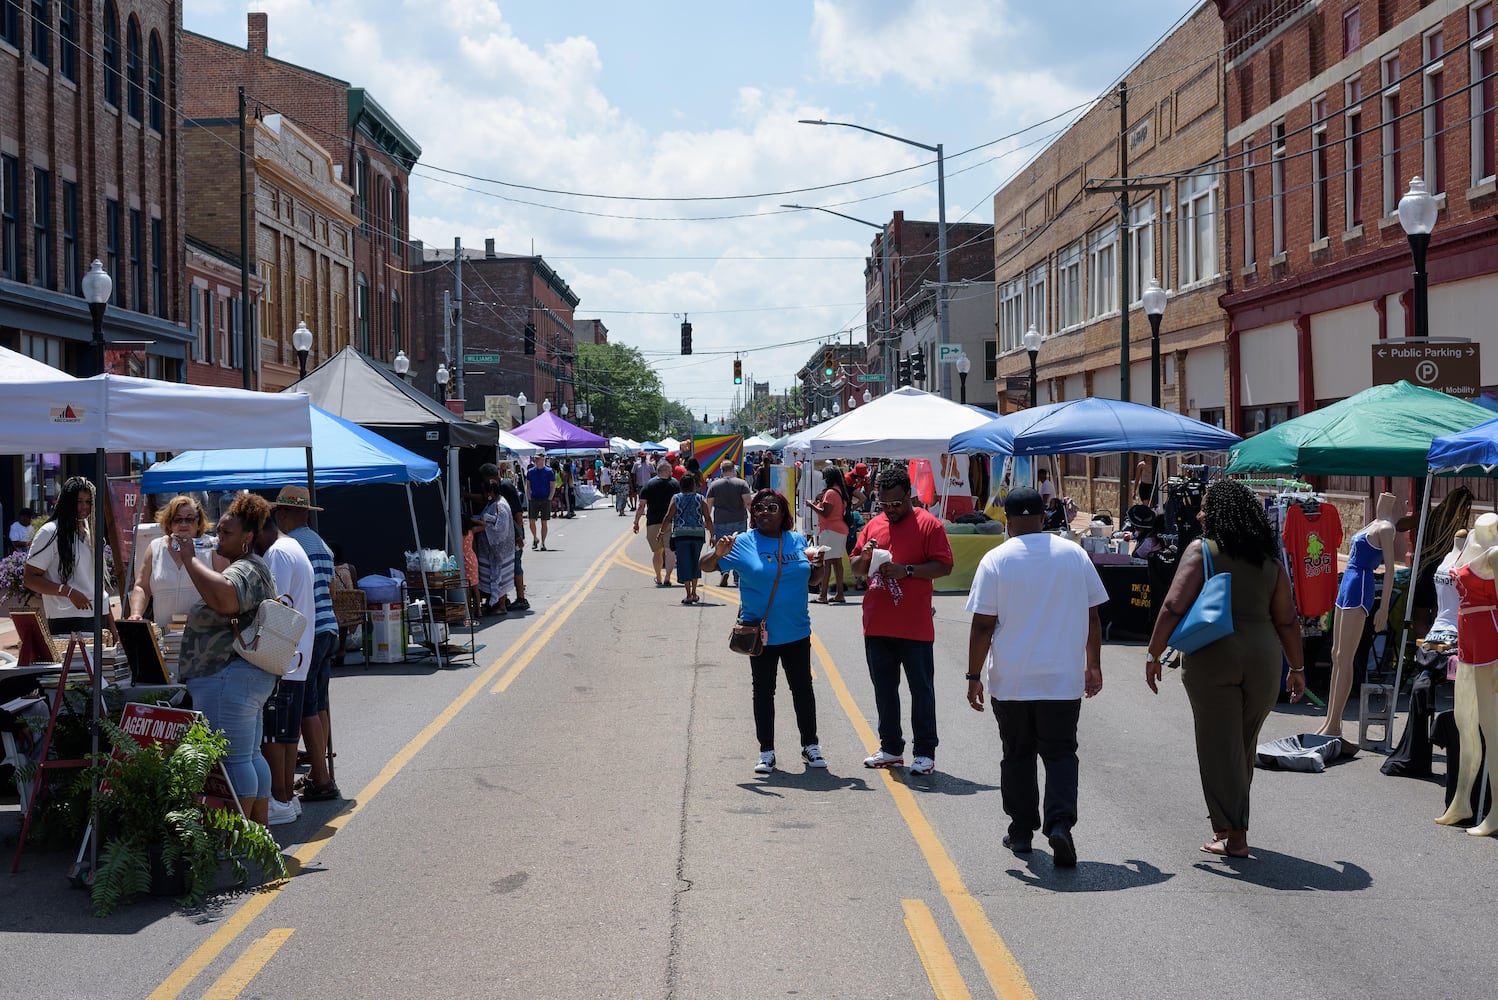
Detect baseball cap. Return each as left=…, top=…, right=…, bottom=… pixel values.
left=1003, top=487, right=1045, bottom=517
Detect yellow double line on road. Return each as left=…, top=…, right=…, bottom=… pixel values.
left=149, top=529, right=636, bottom=1000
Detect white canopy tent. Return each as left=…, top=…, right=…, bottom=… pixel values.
left=0, top=345, right=74, bottom=382
left=743, top=434, right=775, bottom=450
left=496, top=428, right=543, bottom=458
left=659, top=437, right=682, bottom=453
left=783, top=387, right=993, bottom=459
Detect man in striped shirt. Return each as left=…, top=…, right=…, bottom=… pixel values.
left=273, top=486, right=341, bottom=802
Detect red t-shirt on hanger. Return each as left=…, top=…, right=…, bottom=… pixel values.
left=1282, top=503, right=1344, bottom=617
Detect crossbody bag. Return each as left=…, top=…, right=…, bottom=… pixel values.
left=729, top=535, right=784, bottom=657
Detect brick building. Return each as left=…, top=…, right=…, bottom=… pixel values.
left=989, top=4, right=1228, bottom=509
left=409, top=239, right=580, bottom=417
left=1219, top=0, right=1498, bottom=437
left=1, top=0, right=195, bottom=515
left=182, top=13, right=420, bottom=384
left=576, top=318, right=608, bottom=345
left=183, top=113, right=356, bottom=389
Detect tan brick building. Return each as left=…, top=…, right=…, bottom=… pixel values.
left=990, top=3, right=1229, bottom=508
left=183, top=113, right=355, bottom=390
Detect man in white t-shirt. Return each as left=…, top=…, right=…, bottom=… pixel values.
left=254, top=511, right=316, bottom=827
left=964, top=486, right=1106, bottom=868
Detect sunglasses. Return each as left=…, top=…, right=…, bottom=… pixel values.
left=751, top=502, right=783, bottom=513
left=875, top=497, right=911, bottom=511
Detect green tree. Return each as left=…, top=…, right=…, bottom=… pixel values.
left=575, top=342, right=667, bottom=441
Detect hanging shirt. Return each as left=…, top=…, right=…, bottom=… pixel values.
left=1281, top=503, right=1344, bottom=617
left=1429, top=549, right=1462, bottom=638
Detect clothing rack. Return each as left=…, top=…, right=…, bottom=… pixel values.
left=1237, top=475, right=1314, bottom=491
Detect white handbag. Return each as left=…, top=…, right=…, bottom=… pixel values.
left=232, top=594, right=307, bottom=676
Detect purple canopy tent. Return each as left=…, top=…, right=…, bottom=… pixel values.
left=510, top=410, right=610, bottom=451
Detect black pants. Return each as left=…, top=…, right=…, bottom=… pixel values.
left=751, top=637, right=818, bottom=752
left=993, top=698, right=1081, bottom=840
left=865, top=636, right=937, bottom=758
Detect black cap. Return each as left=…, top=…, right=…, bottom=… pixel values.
left=1004, top=487, right=1045, bottom=517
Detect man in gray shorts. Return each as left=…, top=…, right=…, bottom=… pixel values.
left=524, top=454, right=556, bottom=550
left=705, top=463, right=752, bottom=587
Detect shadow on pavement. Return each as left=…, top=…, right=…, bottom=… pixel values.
left=1193, top=849, right=1373, bottom=891
left=737, top=770, right=876, bottom=797
left=1006, top=857, right=1174, bottom=892
left=900, top=771, right=1002, bottom=796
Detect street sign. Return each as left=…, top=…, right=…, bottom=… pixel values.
left=1371, top=341, right=1481, bottom=397
left=463, top=353, right=501, bottom=364
left=937, top=344, right=964, bottom=363
left=856, top=373, right=886, bottom=382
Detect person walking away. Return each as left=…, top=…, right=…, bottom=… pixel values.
left=849, top=466, right=953, bottom=775
left=808, top=466, right=853, bottom=603
left=600, top=462, right=616, bottom=515
left=701, top=488, right=824, bottom=773
left=272, top=487, right=341, bottom=803
left=254, top=498, right=317, bottom=826
left=965, top=487, right=1107, bottom=867
left=660, top=473, right=711, bottom=604
left=613, top=460, right=631, bottom=516
left=479, top=483, right=516, bottom=615
left=1144, top=480, right=1306, bottom=859
left=631, top=455, right=650, bottom=511
left=525, top=454, right=556, bottom=550
left=706, top=463, right=752, bottom=586
left=23, top=478, right=102, bottom=636
left=634, top=461, right=680, bottom=586
left=494, top=473, right=530, bottom=612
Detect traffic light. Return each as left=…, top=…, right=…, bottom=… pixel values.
left=897, top=353, right=912, bottom=386
left=680, top=318, right=693, bottom=355
left=733, top=359, right=743, bottom=385
left=523, top=322, right=536, bottom=356
left=822, top=348, right=835, bottom=377
left=910, top=349, right=927, bottom=383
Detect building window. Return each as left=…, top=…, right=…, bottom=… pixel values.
left=1345, top=77, right=1364, bottom=229
left=1271, top=120, right=1287, bottom=255
left=102, top=1, right=119, bottom=107
left=998, top=277, right=1023, bottom=352
left=1472, top=2, right=1495, bottom=183
left=1026, top=262, right=1048, bottom=337
left=1160, top=202, right=1173, bottom=288
left=151, top=218, right=165, bottom=317
left=1424, top=28, right=1447, bottom=196
left=390, top=181, right=403, bottom=258
left=0, top=0, right=18, bottom=48
left=57, top=0, right=76, bottom=81
left=1382, top=53, right=1402, bottom=216
left=0, top=154, right=17, bottom=281
left=983, top=340, right=997, bottom=381
left=1242, top=138, right=1256, bottom=267
left=105, top=199, right=120, bottom=303
left=230, top=296, right=243, bottom=367
left=1086, top=226, right=1117, bottom=318
left=147, top=32, right=164, bottom=132
left=333, top=291, right=348, bottom=349
left=1241, top=403, right=1300, bottom=437
left=188, top=284, right=201, bottom=361
left=1312, top=95, right=1330, bottom=241
left=1343, top=5, right=1361, bottom=55
left=1057, top=242, right=1082, bottom=329
left=356, top=276, right=370, bottom=352
left=355, top=154, right=368, bottom=233
left=129, top=208, right=142, bottom=310
left=32, top=168, right=52, bottom=290
left=391, top=291, right=402, bottom=354
left=203, top=288, right=215, bottom=363
left=258, top=263, right=275, bottom=341
left=1181, top=165, right=1219, bottom=283
left=62, top=180, right=77, bottom=294
left=1128, top=198, right=1155, bottom=303
left=125, top=16, right=142, bottom=121
left=29, top=0, right=48, bottom=67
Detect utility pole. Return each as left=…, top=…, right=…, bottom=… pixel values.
left=453, top=237, right=464, bottom=405
left=442, top=289, right=453, bottom=387
left=935, top=143, right=950, bottom=401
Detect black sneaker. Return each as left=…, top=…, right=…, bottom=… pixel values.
left=1048, top=828, right=1077, bottom=868
left=1002, top=833, right=1032, bottom=854
left=509, top=598, right=531, bottom=612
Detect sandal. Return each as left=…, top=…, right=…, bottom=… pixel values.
left=830, top=596, right=847, bottom=604
left=681, top=597, right=694, bottom=605
left=1200, top=838, right=1251, bottom=859
left=813, top=597, right=830, bottom=604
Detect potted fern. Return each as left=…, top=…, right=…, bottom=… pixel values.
left=82, top=717, right=287, bottom=916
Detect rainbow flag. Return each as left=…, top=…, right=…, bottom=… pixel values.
left=692, top=434, right=743, bottom=478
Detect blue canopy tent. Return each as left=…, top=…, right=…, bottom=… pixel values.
left=640, top=441, right=668, bottom=453
left=949, top=397, right=1241, bottom=456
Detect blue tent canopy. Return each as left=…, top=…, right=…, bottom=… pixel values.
left=1428, top=416, right=1498, bottom=472
left=142, top=406, right=440, bottom=492
left=639, top=441, right=668, bottom=453
left=949, top=397, right=1241, bottom=456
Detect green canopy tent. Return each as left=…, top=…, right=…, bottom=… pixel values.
left=1224, top=381, right=1494, bottom=477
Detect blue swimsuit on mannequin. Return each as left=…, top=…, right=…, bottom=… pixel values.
left=1335, top=532, right=1383, bottom=613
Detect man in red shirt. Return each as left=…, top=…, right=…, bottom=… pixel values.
left=850, top=465, right=954, bottom=775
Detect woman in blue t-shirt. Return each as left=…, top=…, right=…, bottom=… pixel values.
left=701, top=488, right=824, bottom=775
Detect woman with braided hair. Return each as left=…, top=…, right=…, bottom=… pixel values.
left=1144, top=480, right=1305, bottom=859
left=23, top=477, right=103, bottom=635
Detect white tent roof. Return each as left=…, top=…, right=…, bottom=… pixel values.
left=743, top=434, right=774, bottom=449
left=0, top=345, right=74, bottom=382
left=0, top=373, right=313, bottom=453
left=497, top=428, right=543, bottom=457
left=660, top=436, right=681, bottom=452
left=783, top=387, right=993, bottom=459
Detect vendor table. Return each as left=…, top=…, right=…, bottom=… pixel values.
left=1096, top=563, right=1156, bottom=639
left=937, top=533, right=1005, bottom=593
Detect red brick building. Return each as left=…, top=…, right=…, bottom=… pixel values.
left=1219, top=0, right=1498, bottom=434
left=182, top=13, right=420, bottom=384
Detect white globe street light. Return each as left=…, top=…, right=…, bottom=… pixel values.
left=81, top=259, right=113, bottom=376
left=1142, top=279, right=1168, bottom=409
left=1398, top=176, right=1439, bottom=339
left=292, top=321, right=314, bottom=380
left=1022, top=325, right=1043, bottom=409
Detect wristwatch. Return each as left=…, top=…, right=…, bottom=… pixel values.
left=904, top=564, right=915, bottom=578
left=1144, top=651, right=1160, bottom=666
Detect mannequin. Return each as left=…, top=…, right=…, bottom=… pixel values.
left=1317, top=493, right=1400, bottom=738
left=1422, top=529, right=1466, bottom=649
left=1437, top=519, right=1498, bottom=833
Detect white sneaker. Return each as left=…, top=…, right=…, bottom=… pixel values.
left=801, top=745, right=827, bottom=768
left=754, top=751, right=776, bottom=775
left=863, top=750, right=904, bottom=769
left=267, top=797, right=298, bottom=826
left=910, top=756, right=936, bottom=775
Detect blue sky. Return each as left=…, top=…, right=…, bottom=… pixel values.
left=185, top=0, right=1201, bottom=420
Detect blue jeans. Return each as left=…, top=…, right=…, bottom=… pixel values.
left=864, top=636, right=938, bottom=759
left=187, top=658, right=276, bottom=801
left=673, top=537, right=704, bottom=582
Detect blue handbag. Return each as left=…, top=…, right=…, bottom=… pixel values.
left=1168, top=540, right=1234, bottom=653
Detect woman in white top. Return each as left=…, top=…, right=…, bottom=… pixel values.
left=128, top=496, right=226, bottom=627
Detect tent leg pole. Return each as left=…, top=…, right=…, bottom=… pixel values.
left=90, top=446, right=105, bottom=876
left=409, top=484, right=442, bottom=670
left=447, top=449, right=462, bottom=585
left=306, top=447, right=319, bottom=532
left=1385, top=474, right=1433, bottom=752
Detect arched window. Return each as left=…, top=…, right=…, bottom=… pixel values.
left=147, top=32, right=163, bottom=131
left=125, top=16, right=142, bottom=121
left=102, top=1, right=119, bottom=107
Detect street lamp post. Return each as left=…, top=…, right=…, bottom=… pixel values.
left=1142, top=279, right=1168, bottom=410
left=847, top=394, right=857, bottom=410
left=81, top=259, right=112, bottom=377
left=516, top=391, right=528, bottom=426
left=956, top=354, right=971, bottom=405
left=543, top=398, right=552, bottom=413
left=393, top=348, right=410, bottom=383
left=292, top=321, right=314, bottom=381
left=1398, top=176, right=1439, bottom=339
left=799, top=119, right=948, bottom=399
left=435, top=362, right=449, bottom=403
left=1023, top=325, right=1043, bottom=409
left=862, top=389, right=873, bottom=405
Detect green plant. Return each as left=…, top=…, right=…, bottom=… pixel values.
left=81, top=717, right=287, bottom=916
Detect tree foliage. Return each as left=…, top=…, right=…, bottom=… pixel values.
left=575, top=342, right=667, bottom=442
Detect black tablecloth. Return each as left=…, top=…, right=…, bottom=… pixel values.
left=1097, top=563, right=1155, bottom=639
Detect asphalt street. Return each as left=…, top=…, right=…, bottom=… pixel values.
left=4, top=499, right=1498, bottom=999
